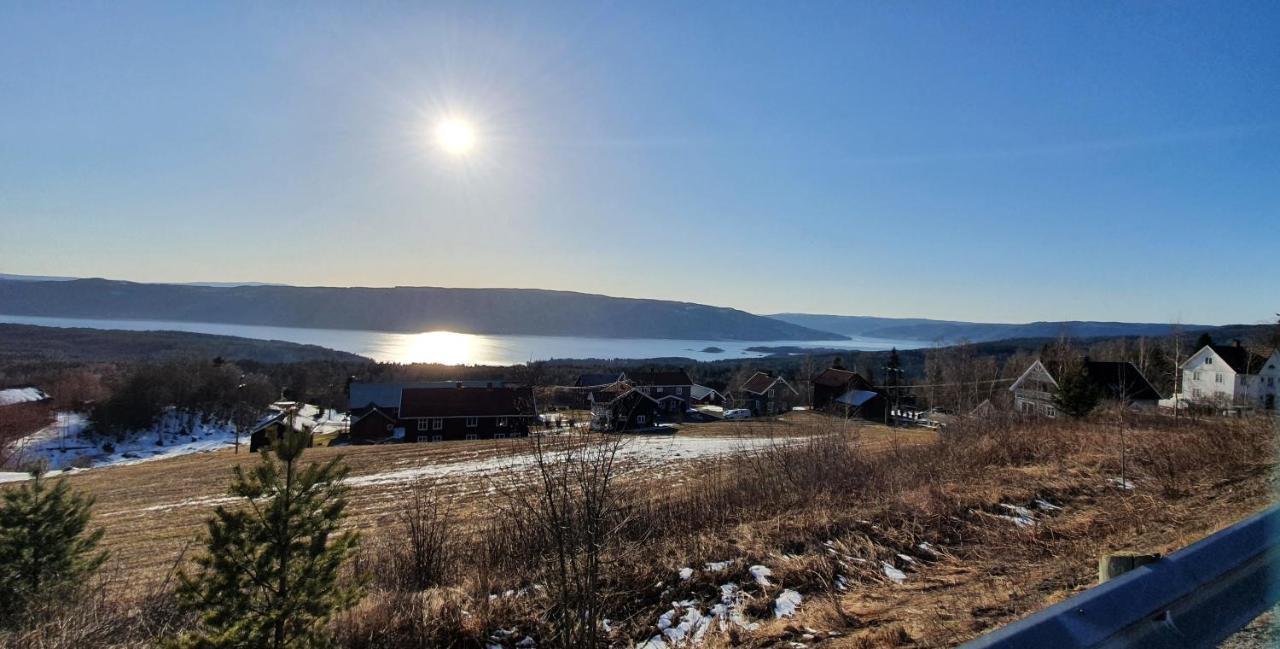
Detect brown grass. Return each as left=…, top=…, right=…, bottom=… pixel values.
left=2, top=412, right=1274, bottom=648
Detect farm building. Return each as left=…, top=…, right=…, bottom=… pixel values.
left=588, top=386, right=661, bottom=432
left=248, top=401, right=347, bottom=451
left=347, top=381, right=537, bottom=443
left=690, top=384, right=727, bottom=406
left=733, top=371, right=798, bottom=416
left=811, top=367, right=875, bottom=410
left=628, top=370, right=694, bottom=416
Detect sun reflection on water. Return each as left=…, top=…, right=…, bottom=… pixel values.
left=397, top=331, right=478, bottom=365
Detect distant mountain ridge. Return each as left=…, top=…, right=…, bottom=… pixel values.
left=0, top=278, right=847, bottom=342
left=769, top=313, right=1214, bottom=343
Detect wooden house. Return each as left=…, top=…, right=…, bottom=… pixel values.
left=734, top=372, right=798, bottom=416
left=347, top=381, right=537, bottom=443
left=589, top=387, right=661, bottom=432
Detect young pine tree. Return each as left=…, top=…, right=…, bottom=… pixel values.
left=173, top=425, right=361, bottom=649
left=0, top=466, right=107, bottom=628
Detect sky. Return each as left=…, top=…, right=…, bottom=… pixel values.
left=1, top=1, right=1276, bottom=325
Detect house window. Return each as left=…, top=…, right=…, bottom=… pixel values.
left=1046, top=406, right=1056, bottom=417
left=494, top=433, right=506, bottom=439
left=417, top=419, right=430, bottom=431
left=1206, top=357, right=1213, bottom=365
left=1192, top=388, right=1202, bottom=398
left=1194, top=371, right=1203, bottom=381
left=636, top=415, right=647, bottom=425
left=656, top=386, right=664, bottom=394
left=1215, top=373, right=1224, bottom=383
left=465, top=434, right=478, bottom=440
left=466, top=417, right=478, bottom=427
left=431, top=435, right=443, bottom=442
left=431, top=418, right=443, bottom=430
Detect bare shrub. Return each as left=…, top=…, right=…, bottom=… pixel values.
left=375, top=481, right=457, bottom=592
left=494, top=431, right=632, bottom=649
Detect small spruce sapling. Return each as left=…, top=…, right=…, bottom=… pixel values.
left=0, top=464, right=107, bottom=628
left=172, top=424, right=361, bottom=649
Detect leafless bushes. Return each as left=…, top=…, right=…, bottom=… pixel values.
left=494, top=432, right=631, bottom=649
left=329, top=414, right=1274, bottom=648
left=363, top=482, right=457, bottom=592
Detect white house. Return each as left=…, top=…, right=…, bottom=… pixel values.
left=1179, top=343, right=1274, bottom=410
left=1257, top=351, right=1280, bottom=411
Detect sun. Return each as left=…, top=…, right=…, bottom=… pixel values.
left=434, top=118, right=476, bottom=155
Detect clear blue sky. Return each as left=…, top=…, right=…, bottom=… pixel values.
left=1, top=2, right=1276, bottom=325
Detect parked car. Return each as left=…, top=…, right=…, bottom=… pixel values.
left=723, top=408, right=751, bottom=420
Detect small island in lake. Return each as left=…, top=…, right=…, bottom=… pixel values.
left=701, top=346, right=725, bottom=353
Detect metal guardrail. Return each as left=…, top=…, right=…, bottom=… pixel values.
left=959, top=505, right=1280, bottom=649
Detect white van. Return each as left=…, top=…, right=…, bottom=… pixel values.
left=723, top=409, right=751, bottom=420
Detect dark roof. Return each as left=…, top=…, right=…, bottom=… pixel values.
left=1208, top=344, right=1266, bottom=374
left=740, top=372, right=779, bottom=395
left=591, top=387, right=658, bottom=406
left=400, top=386, right=536, bottom=418
left=813, top=368, right=869, bottom=389
left=575, top=373, right=625, bottom=388
left=628, top=370, right=693, bottom=386
left=1082, top=361, right=1163, bottom=401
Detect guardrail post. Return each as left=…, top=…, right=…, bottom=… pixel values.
left=1098, top=552, right=1160, bottom=583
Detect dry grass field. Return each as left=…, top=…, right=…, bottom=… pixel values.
left=47, top=412, right=933, bottom=589
left=3, top=411, right=1273, bottom=648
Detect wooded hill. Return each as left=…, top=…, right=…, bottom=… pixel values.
left=0, top=278, right=845, bottom=341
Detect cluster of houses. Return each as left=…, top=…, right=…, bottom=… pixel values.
left=328, top=340, right=1280, bottom=447
left=12, top=340, right=1270, bottom=455
left=1008, top=341, right=1280, bottom=417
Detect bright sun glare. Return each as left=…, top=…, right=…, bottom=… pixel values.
left=434, top=118, right=476, bottom=155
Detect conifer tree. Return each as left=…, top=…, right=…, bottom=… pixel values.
left=0, top=466, right=107, bottom=627
left=1054, top=364, right=1102, bottom=418
left=1194, top=332, right=1214, bottom=351
left=173, top=424, right=361, bottom=649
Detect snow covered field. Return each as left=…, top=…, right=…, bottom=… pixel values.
left=1, top=411, right=239, bottom=482
left=347, top=434, right=798, bottom=488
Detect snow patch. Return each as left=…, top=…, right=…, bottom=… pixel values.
left=774, top=589, right=802, bottom=618
left=881, top=562, right=906, bottom=584
left=749, top=565, right=772, bottom=586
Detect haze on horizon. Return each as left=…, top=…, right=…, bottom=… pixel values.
left=1, top=2, right=1276, bottom=327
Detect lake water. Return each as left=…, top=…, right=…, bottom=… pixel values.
left=0, top=314, right=925, bottom=365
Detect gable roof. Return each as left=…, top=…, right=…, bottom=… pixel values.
left=400, top=386, right=536, bottom=418
left=739, top=372, right=799, bottom=396
left=690, top=384, right=725, bottom=401
left=813, top=368, right=869, bottom=390
left=628, top=370, right=693, bottom=386
left=575, top=373, right=626, bottom=388
left=1009, top=360, right=1059, bottom=393
left=1207, top=344, right=1267, bottom=375
left=1082, top=360, right=1163, bottom=401
left=590, top=386, right=660, bottom=406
